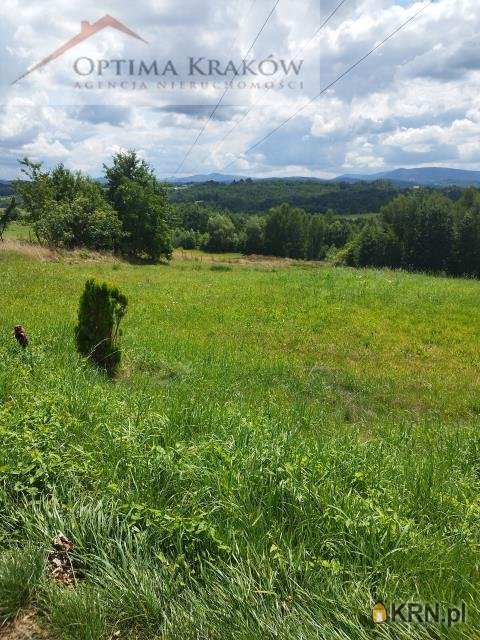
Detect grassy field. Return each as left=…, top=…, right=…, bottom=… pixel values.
left=1, top=240, right=480, bottom=639
left=2, top=221, right=33, bottom=241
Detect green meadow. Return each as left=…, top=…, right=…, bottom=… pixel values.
left=1, top=244, right=480, bottom=638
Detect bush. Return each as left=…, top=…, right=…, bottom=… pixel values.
left=33, top=196, right=122, bottom=250
left=75, top=279, right=128, bottom=377
left=14, top=160, right=122, bottom=250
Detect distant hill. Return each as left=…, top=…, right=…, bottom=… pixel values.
left=262, top=176, right=326, bottom=183
left=168, top=168, right=480, bottom=187
left=166, top=173, right=329, bottom=184
left=0, top=180, right=13, bottom=196
left=335, top=167, right=480, bottom=186
left=4, top=167, right=480, bottom=196
left=166, top=173, right=248, bottom=184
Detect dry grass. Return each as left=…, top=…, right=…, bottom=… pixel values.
left=1, top=239, right=321, bottom=270
left=0, top=239, right=119, bottom=265
left=0, top=240, right=58, bottom=262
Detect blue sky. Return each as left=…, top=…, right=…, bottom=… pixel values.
left=0, top=0, right=479, bottom=179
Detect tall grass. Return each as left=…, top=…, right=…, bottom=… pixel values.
left=0, top=250, right=479, bottom=638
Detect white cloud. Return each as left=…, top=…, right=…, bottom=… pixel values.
left=0, top=0, right=479, bottom=178
left=22, top=133, right=70, bottom=160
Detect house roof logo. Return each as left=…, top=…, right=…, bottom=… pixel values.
left=12, top=14, right=148, bottom=85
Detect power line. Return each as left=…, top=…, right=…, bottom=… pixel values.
left=295, top=0, right=350, bottom=61
left=220, top=0, right=434, bottom=172
left=173, top=0, right=281, bottom=176
left=233, top=0, right=259, bottom=49
left=208, top=0, right=350, bottom=166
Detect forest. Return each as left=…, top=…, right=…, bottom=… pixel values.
left=169, top=178, right=405, bottom=214
left=344, top=189, right=480, bottom=277
left=171, top=188, right=480, bottom=277
left=169, top=177, right=465, bottom=215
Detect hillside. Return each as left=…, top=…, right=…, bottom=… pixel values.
left=170, top=179, right=402, bottom=214
left=4, top=166, right=480, bottom=205
left=1, top=243, right=480, bottom=637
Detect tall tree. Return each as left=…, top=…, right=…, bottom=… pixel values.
left=104, top=151, right=172, bottom=262
left=408, top=194, right=455, bottom=272
left=205, top=214, right=237, bottom=252
left=265, top=203, right=309, bottom=258
left=244, top=216, right=265, bottom=255
left=307, top=216, right=327, bottom=260
left=454, top=190, right=480, bottom=276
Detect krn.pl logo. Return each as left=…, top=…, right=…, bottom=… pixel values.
left=372, top=602, right=388, bottom=624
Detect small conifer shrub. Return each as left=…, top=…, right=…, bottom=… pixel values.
left=75, top=279, right=128, bottom=377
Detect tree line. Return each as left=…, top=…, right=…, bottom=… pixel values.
left=171, top=202, right=365, bottom=259
left=172, top=189, right=480, bottom=277
left=12, top=151, right=172, bottom=262
left=170, top=178, right=403, bottom=215
left=343, top=189, right=480, bottom=277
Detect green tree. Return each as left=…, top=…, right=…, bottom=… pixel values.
left=205, top=214, right=237, bottom=252
left=455, top=211, right=480, bottom=276
left=307, top=216, right=327, bottom=260
left=380, top=193, right=417, bottom=266
left=172, top=228, right=208, bottom=250
left=407, top=194, right=454, bottom=272
left=264, top=204, right=309, bottom=258
left=347, top=220, right=401, bottom=268
left=457, top=187, right=479, bottom=211
left=13, top=158, right=53, bottom=227
left=244, top=216, right=265, bottom=255
left=75, top=279, right=128, bottom=377
left=380, top=192, right=456, bottom=273
left=180, top=203, right=210, bottom=233
left=324, top=219, right=350, bottom=248
left=104, top=151, right=172, bottom=262
left=454, top=191, right=480, bottom=276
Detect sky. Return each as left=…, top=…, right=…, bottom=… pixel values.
left=0, top=0, right=479, bottom=179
